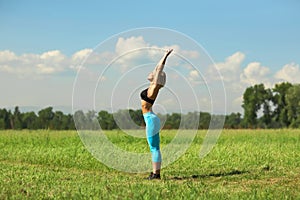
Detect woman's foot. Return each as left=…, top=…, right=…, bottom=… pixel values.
left=146, top=172, right=161, bottom=180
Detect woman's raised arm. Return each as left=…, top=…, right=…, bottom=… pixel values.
left=152, top=49, right=172, bottom=85
left=154, top=49, right=173, bottom=72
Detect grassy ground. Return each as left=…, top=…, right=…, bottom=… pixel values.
left=0, top=129, right=299, bottom=199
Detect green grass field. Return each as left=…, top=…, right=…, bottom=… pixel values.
left=0, top=129, right=300, bottom=199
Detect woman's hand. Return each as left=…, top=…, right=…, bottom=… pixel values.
left=165, top=49, right=173, bottom=57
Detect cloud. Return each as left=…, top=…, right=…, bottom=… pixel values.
left=0, top=49, right=112, bottom=77
left=189, top=70, right=200, bottom=79
left=240, top=62, right=271, bottom=87
left=205, top=52, right=276, bottom=112
left=115, top=36, right=148, bottom=55
left=36, top=64, right=58, bottom=74
left=113, top=37, right=149, bottom=72
left=113, top=36, right=200, bottom=72
left=70, top=48, right=116, bottom=72
left=72, top=48, right=93, bottom=62
left=0, top=36, right=201, bottom=79
left=0, top=50, right=18, bottom=62
left=210, top=51, right=245, bottom=82
left=188, top=70, right=202, bottom=85
left=0, top=50, right=71, bottom=77
left=40, top=50, right=66, bottom=62
left=2, top=44, right=299, bottom=114
left=274, top=63, right=300, bottom=83
left=38, top=50, right=67, bottom=74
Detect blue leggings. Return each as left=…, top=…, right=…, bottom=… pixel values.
left=143, top=112, right=161, bottom=162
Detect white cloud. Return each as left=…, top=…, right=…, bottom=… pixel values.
left=5, top=35, right=300, bottom=114
left=0, top=50, right=71, bottom=77
left=0, top=36, right=201, bottom=80
left=0, top=65, right=14, bottom=73
left=240, top=62, right=271, bottom=87
left=40, top=50, right=65, bottom=62
left=190, top=70, right=199, bottom=79
left=70, top=48, right=115, bottom=71
left=113, top=37, right=149, bottom=72
left=181, top=50, right=199, bottom=59
left=115, top=36, right=148, bottom=55
left=71, top=48, right=93, bottom=62
left=274, top=63, right=300, bottom=83
left=211, top=51, right=245, bottom=82
left=113, top=36, right=200, bottom=72
left=188, top=70, right=202, bottom=84
left=0, top=50, right=17, bottom=62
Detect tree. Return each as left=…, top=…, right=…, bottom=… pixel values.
left=164, top=113, right=181, bottom=129
left=242, top=86, right=257, bottom=128
left=65, top=114, right=76, bottom=130
left=0, top=108, right=11, bottom=129
left=73, top=110, right=87, bottom=130
left=225, top=112, right=242, bottom=129
left=113, top=109, right=140, bottom=129
left=272, top=82, right=293, bottom=127
left=182, top=112, right=199, bottom=129
left=198, top=112, right=211, bottom=129
left=286, top=84, right=300, bottom=128
left=11, top=106, right=23, bottom=129
left=98, top=110, right=116, bottom=130
left=242, top=84, right=269, bottom=128
left=129, top=109, right=144, bottom=127
left=38, top=107, right=54, bottom=129
left=51, top=111, right=65, bottom=130
left=86, top=110, right=99, bottom=130
left=22, top=112, right=38, bottom=129
left=259, top=88, right=273, bottom=128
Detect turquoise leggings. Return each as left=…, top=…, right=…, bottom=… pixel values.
left=143, top=112, right=161, bottom=162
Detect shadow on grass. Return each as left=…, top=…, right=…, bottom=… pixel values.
left=169, top=169, right=249, bottom=180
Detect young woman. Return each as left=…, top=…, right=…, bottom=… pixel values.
left=140, top=49, right=173, bottom=180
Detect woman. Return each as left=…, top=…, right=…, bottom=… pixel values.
left=140, top=49, right=173, bottom=180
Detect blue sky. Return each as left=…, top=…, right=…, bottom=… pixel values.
left=0, top=0, right=299, bottom=113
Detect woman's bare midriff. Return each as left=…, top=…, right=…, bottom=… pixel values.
left=141, top=84, right=163, bottom=114
left=141, top=100, right=153, bottom=114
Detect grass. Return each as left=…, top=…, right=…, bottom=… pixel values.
left=0, top=129, right=300, bottom=199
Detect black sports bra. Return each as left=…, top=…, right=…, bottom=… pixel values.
left=140, top=88, right=155, bottom=105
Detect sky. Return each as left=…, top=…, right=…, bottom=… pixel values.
left=0, top=0, right=299, bottom=114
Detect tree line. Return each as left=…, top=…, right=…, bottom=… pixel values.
left=0, top=106, right=223, bottom=130
left=0, top=82, right=299, bottom=130
left=242, top=82, right=300, bottom=128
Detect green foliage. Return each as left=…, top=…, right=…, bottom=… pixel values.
left=22, top=111, right=38, bottom=129
left=164, top=113, right=181, bottom=129
left=286, top=84, right=300, bottom=128
left=198, top=112, right=211, bottom=129
left=272, top=82, right=293, bottom=127
left=0, top=108, right=11, bottom=129
left=38, top=107, right=55, bottom=129
left=98, top=110, right=116, bottom=130
left=225, top=112, right=242, bottom=129
left=0, top=130, right=299, bottom=199
left=242, top=82, right=300, bottom=129
left=12, top=106, right=22, bottom=129
left=1, top=82, right=300, bottom=130
left=242, top=84, right=271, bottom=128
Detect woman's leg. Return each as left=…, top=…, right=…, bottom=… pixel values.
left=152, top=162, right=161, bottom=174
left=147, top=132, right=161, bottom=174
left=144, top=113, right=161, bottom=179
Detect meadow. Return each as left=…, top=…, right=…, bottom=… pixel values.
left=0, top=129, right=300, bottom=199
